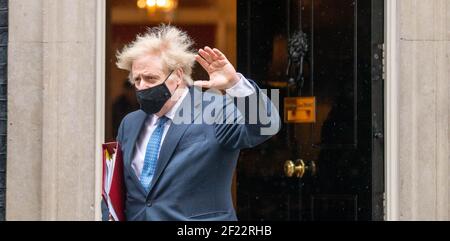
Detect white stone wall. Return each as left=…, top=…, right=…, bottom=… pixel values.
left=7, top=0, right=101, bottom=220
left=397, top=0, right=449, bottom=220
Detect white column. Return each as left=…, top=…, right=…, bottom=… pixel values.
left=7, top=0, right=104, bottom=220
left=7, top=0, right=44, bottom=220
left=396, top=0, right=449, bottom=220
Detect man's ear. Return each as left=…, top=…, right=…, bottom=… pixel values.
left=175, top=68, right=184, bottom=84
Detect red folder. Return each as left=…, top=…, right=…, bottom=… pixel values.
left=102, top=142, right=126, bottom=221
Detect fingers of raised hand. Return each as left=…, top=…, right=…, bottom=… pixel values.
left=198, top=49, right=213, bottom=63
left=210, top=59, right=228, bottom=69
left=204, top=47, right=219, bottom=60
left=212, top=48, right=226, bottom=60
left=195, top=54, right=210, bottom=70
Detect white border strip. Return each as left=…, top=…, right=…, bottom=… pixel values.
left=94, top=0, right=106, bottom=221
left=385, top=0, right=399, bottom=221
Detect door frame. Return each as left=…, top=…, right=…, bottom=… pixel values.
left=384, top=0, right=399, bottom=221
left=95, top=0, right=107, bottom=221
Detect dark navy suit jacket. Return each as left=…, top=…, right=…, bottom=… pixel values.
left=102, top=79, right=280, bottom=221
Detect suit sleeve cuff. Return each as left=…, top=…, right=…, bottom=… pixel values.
left=225, top=73, right=256, bottom=97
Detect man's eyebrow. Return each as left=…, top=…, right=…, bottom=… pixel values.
left=131, top=73, right=160, bottom=80
left=142, top=72, right=159, bottom=76
left=142, top=74, right=159, bottom=77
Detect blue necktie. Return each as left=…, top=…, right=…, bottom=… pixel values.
left=140, top=116, right=169, bottom=192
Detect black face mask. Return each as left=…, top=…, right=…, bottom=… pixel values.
left=135, top=70, right=176, bottom=114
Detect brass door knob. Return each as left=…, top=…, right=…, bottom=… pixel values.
left=284, top=159, right=317, bottom=178
left=284, top=159, right=306, bottom=178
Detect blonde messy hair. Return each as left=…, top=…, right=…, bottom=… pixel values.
left=116, top=24, right=197, bottom=85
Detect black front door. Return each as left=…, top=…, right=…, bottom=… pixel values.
left=236, top=0, right=384, bottom=221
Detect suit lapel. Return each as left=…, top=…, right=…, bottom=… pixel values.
left=147, top=86, right=203, bottom=196
left=126, top=110, right=148, bottom=196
